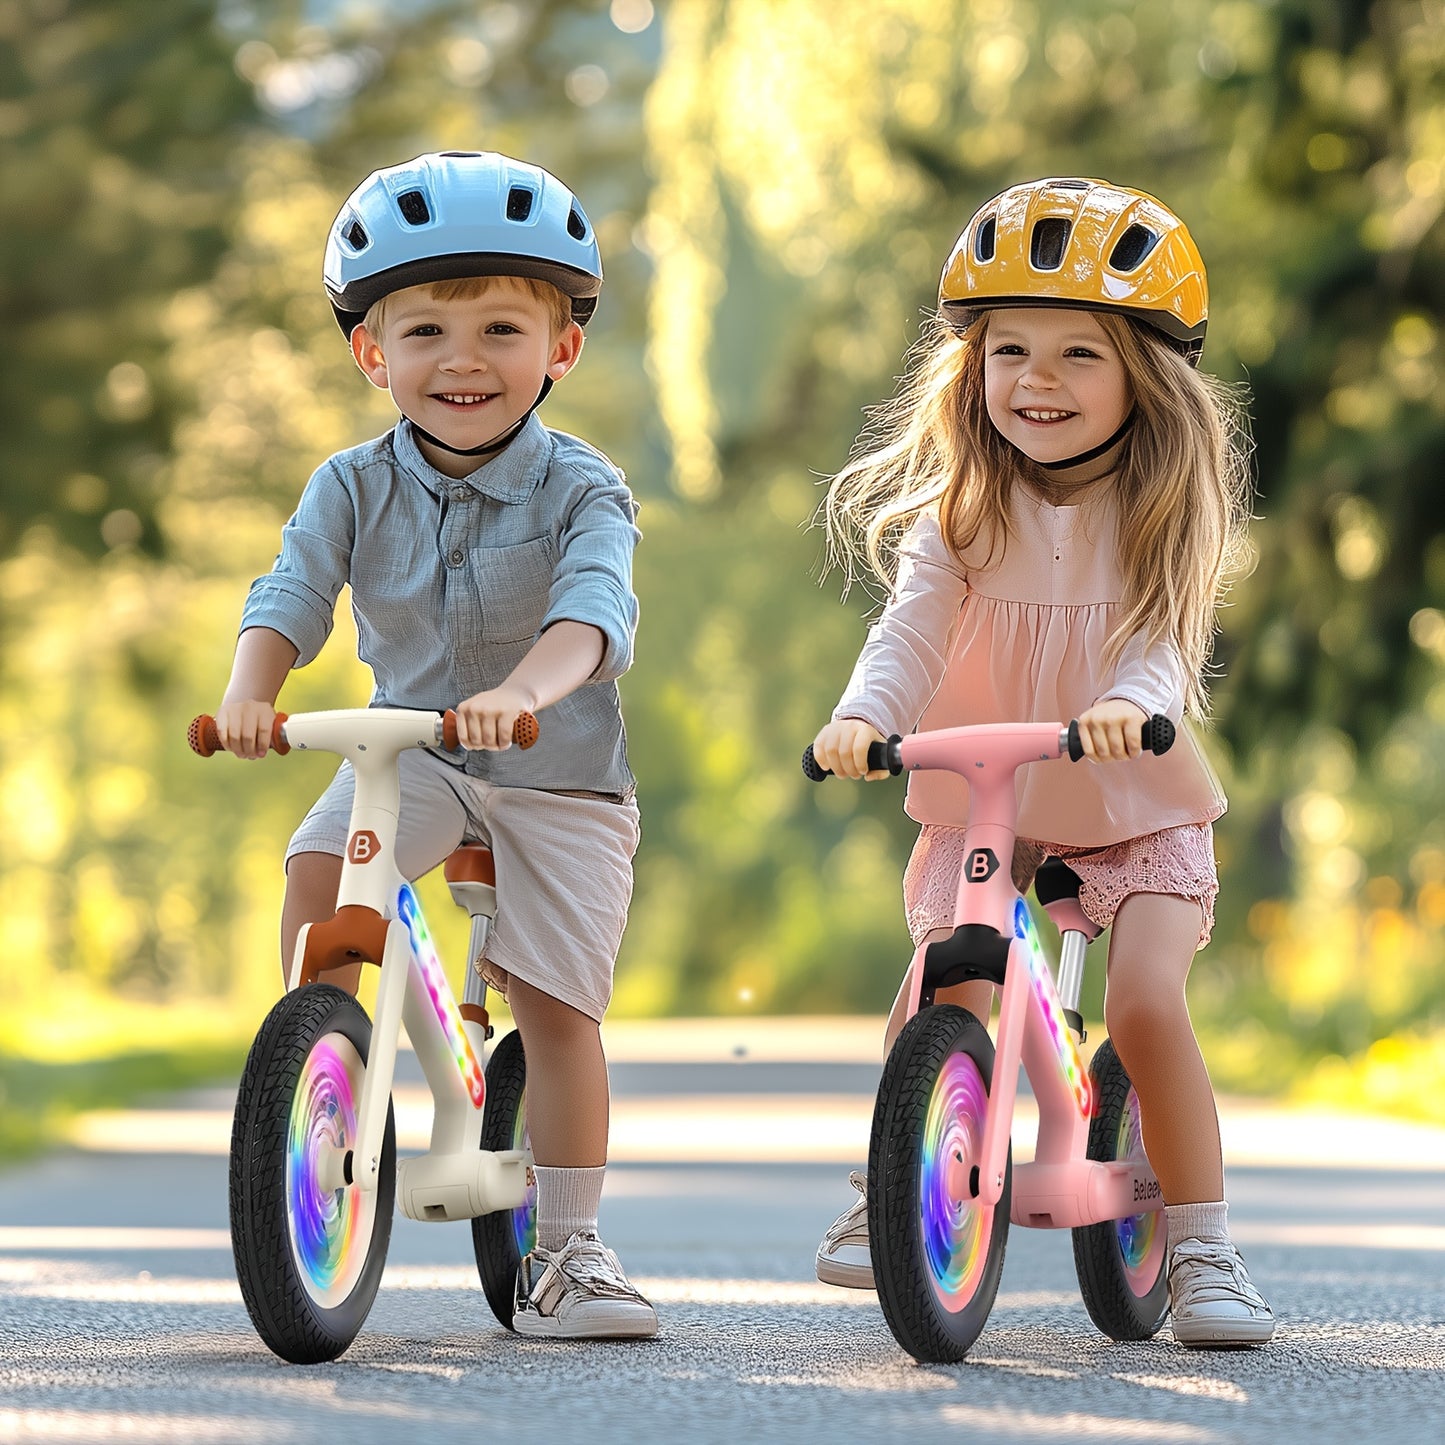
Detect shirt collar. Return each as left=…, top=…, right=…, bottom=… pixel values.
left=392, top=412, right=552, bottom=505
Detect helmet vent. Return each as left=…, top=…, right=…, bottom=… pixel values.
left=1030, top=217, right=1071, bottom=271
left=439, top=150, right=481, bottom=157
left=396, top=190, right=431, bottom=226
left=567, top=204, right=589, bottom=241
left=344, top=219, right=369, bottom=250
left=1109, top=224, right=1159, bottom=272
left=506, top=186, right=535, bottom=222
left=973, top=215, right=996, bottom=263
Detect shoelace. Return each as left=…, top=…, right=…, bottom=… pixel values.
left=1169, top=1242, right=1270, bottom=1311
left=822, top=1171, right=870, bottom=1249
left=550, top=1232, right=646, bottom=1301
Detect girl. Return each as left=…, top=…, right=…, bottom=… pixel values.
left=809, top=178, right=1274, bottom=1347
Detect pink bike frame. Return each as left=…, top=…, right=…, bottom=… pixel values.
left=896, top=722, right=1162, bottom=1231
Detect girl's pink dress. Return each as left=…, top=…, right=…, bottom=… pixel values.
left=833, top=483, right=1225, bottom=944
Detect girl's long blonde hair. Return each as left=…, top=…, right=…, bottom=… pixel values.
left=822, top=311, right=1255, bottom=718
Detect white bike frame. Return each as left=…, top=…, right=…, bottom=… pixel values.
left=282, top=708, right=528, bottom=1223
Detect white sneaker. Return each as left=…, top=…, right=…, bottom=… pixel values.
left=513, top=1230, right=658, bottom=1339
left=815, top=1170, right=874, bottom=1289
left=1168, top=1238, right=1276, bottom=1347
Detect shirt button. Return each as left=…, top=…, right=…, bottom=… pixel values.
left=452, top=487, right=468, bottom=502
left=448, top=549, right=464, bottom=567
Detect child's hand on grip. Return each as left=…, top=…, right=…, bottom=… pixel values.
left=455, top=684, right=535, bottom=751
left=812, top=719, right=889, bottom=780
left=214, top=699, right=278, bottom=759
left=1076, top=698, right=1150, bottom=762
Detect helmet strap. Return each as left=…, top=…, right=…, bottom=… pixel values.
left=406, top=377, right=554, bottom=460
left=1036, top=409, right=1136, bottom=473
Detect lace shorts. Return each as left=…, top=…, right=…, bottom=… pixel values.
left=902, top=822, right=1218, bottom=951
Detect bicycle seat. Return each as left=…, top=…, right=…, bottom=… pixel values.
left=444, top=845, right=496, bottom=885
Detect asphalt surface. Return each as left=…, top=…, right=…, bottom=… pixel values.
left=2, top=1020, right=1443, bottom=1443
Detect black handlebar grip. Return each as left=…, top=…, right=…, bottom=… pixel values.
left=802, top=737, right=903, bottom=780
left=1067, top=714, right=1176, bottom=762
left=1142, top=714, right=1175, bottom=755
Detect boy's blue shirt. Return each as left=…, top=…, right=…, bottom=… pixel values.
left=241, top=412, right=640, bottom=797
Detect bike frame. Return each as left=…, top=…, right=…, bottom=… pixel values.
left=281, top=708, right=528, bottom=1220
left=895, top=722, right=1163, bottom=1230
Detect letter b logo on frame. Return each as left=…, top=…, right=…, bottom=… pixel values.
left=965, top=847, right=999, bottom=883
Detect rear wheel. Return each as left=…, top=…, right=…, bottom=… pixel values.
left=1071, top=1038, right=1168, bottom=1339
left=229, top=984, right=395, bottom=1363
left=471, top=1028, right=534, bottom=1329
left=868, top=1005, right=1010, bottom=1363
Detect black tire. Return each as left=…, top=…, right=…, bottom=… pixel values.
left=868, top=1005, right=1011, bottom=1363
left=1071, top=1038, right=1168, bottom=1340
left=229, top=984, right=395, bottom=1364
left=471, top=1028, right=533, bottom=1329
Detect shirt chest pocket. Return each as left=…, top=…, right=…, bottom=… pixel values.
left=469, top=535, right=556, bottom=643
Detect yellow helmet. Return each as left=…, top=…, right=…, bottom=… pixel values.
left=939, top=178, right=1208, bottom=362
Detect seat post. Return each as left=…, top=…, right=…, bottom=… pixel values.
left=445, top=845, right=499, bottom=1051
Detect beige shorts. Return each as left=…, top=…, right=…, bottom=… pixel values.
left=288, top=750, right=640, bottom=1021
left=903, top=822, right=1218, bottom=951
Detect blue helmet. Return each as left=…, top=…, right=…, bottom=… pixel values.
left=323, top=151, right=603, bottom=337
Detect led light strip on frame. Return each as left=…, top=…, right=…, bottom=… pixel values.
left=396, top=883, right=485, bottom=1108
left=1013, top=898, right=1092, bottom=1119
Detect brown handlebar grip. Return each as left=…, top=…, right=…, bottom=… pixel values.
left=187, top=713, right=289, bottom=756
left=513, top=711, right=539, bottom=749
left=188, top=715, right=220, bottom=757
left=440, top=709, right=538, bottom=749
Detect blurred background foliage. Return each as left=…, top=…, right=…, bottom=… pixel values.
left=2, top=0, right=1443, bottom=1138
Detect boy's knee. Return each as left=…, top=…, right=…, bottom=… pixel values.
left=286, top=849, right=342, bottom=890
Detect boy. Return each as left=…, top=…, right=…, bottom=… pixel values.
left=212, top=151, right=655, bottom=1339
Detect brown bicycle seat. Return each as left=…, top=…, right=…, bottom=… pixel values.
left=444, top=845, right=496, bottom=886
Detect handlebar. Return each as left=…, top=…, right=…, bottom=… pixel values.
left=801, top=714, right=1175, bottom=781
left=189, top=708, right=540, bottom=758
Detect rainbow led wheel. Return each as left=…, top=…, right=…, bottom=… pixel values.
left=869, top=1005, right=1011, bottom=1363
left=471, top=1028, right=534, bottom=1329
left=920, top=1050, right=992, bottom=1307
left=1072, top=1037, right=1168, bottom=1340
left=230, top=985, right=396, bottom=1363
left=285, top=1033, right=376, bottom=1309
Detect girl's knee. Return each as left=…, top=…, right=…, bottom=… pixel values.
left=1103, top=988, right=1187, bottom=1053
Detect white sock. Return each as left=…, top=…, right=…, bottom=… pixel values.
left=1166, top=1199, right=1230, bottom=1254
left=534, top=1165, right=605, bottom=1252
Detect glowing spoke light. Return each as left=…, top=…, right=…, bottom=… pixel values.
left=287, top=1036, right=368, bottom=1306
left=1014, top=899, right=1092, bottom=1119
left=397, top=884, right=485, bottom=1107
left=921, top=1051, right=990, bottom=1308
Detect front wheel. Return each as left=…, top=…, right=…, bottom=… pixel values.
left=868, top=1005, right=1011, bottom=1363
left=229, top=984, right=396, bottom=1363
left=1071, top=1037, right=1168, bottom=1340
left=471, top=1028, right=534, bottom=1329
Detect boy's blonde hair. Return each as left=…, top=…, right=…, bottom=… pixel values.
left=362, top=274, right=573, bottom=341
left=822, top=312, right=1255, bottom=718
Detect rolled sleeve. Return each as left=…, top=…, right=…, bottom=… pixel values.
left=239, top=461, right=355, bottom=667
left=1100, top=631, right=1187, bottom=724
left=833, top=513, right=969, bottom=737
left=541, top=474, right=641, bottom=682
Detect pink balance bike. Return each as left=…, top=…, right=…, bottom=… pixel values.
left=803, top=715, right=1177, bottom=1363
left=190, top=707, right=542, bottom=1362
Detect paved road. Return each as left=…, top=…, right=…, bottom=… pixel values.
left=2, top=1019, right=1443, bottom=1443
